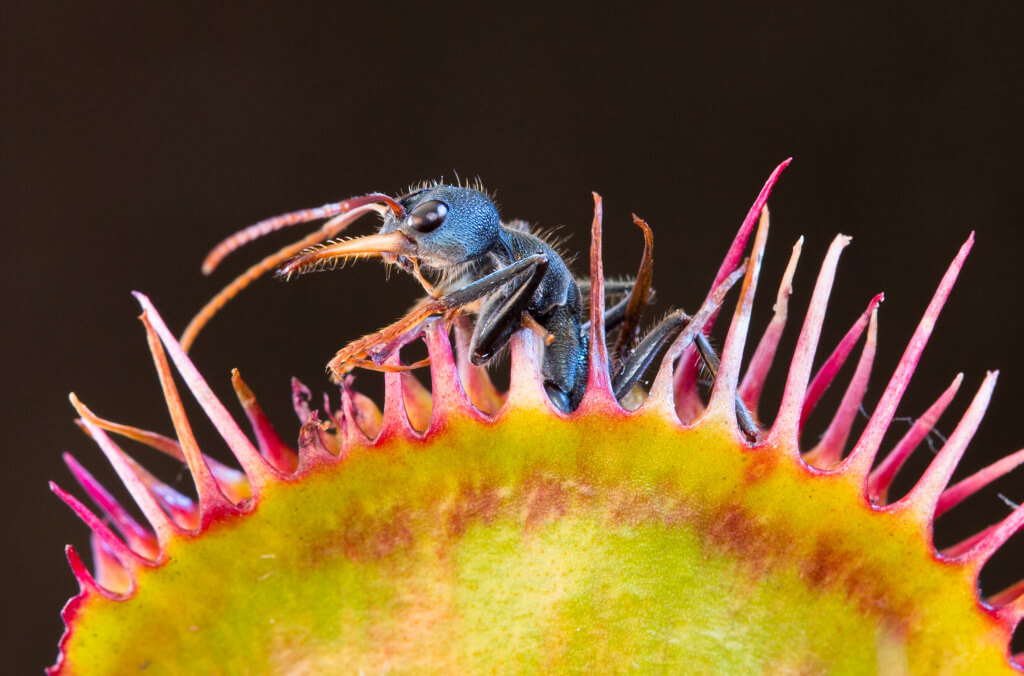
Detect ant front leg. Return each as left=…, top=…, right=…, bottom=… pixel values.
left=327, top=254, right=548, bottom=379
left=612, top=312, right=761, bottom=443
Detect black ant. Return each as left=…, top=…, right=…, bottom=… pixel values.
left=181, top=182, right=759, bottom=440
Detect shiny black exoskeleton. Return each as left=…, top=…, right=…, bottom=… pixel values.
left=380, top=185, right=590, bottom=411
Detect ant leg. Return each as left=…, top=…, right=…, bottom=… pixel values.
left=441, top=253, right=548, bottom=313
left=612, top=312, right=760, bottom=442
left=465, top=256, right=550, bottom=363
left=327, top=254, right=548, bottom=378
left=612, top=309, right=692, bottom=400
left=581, top=283, right=657, bottom=335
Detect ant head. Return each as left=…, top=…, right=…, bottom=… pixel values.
left=379, top=185, right=502, bottom=268
left=276, top=184, right=502, bottom=278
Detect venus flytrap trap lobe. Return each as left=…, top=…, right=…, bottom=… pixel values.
left=50, top=162, right=1024, bottom=673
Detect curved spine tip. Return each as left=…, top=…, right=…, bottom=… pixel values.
left=705, top=206, right=770, bottom=432
left=937, top=446, right=1024, bottom=518
left=804, top=306, right=879, bottom=469
left=51, top=482, right=147, bottom=576
left=868, top=373, right=965, bottom=503
left=838, top=234, right=974, bottom=482
left=738, top=235, right=803, bottom=412
left=137, top=307, right=242, bottom=516
left=767, top=234, right=850, bottom=451
left=69, top=392, right=184, bottom=462
left=955, top=500, right=1024, bottom=570
left=62, top=452, right=161, bottom=558
left=895, top=371, right=998, bottom=523
left=677, top=162, right=791, bottom=418
left=581, top=192, right=618, bottom=411
left=291, top=377, right=314, bottom=423
left=134, top=292, right=276, bottom=492
left=800, top=292, right=882, bottom=430
left=231, top=369, right=298, bottom=473
left=64, top=544, right=112, bottom=598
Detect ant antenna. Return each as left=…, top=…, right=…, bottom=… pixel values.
left=201, top=193, right=406, bottom=274
left=181, top=193, right=406, bottom=352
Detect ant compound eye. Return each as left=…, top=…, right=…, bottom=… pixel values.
left=408, top=200, right=449, bottom=233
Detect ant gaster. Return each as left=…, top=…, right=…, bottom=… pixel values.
left=182, top=182, right=759, bottom=440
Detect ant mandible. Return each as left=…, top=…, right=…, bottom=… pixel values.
left=181, top=181, right=759, bottom=440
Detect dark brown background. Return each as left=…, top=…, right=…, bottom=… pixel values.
left=4, top=2, right=1024, bottom=670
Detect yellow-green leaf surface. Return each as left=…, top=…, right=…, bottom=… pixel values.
left=58, top=407, right=1012, bottom=674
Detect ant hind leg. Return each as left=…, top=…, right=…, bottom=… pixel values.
left=612, top=312, right=761, bottom=442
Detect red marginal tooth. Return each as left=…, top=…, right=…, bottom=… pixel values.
left=579, top=192, right=618, bottom=412
left=803, top=307, right=878, bottom=469
left=71, top=411, right=182, bottom=544
left=72, top=395, right=251, bottom=511
left=800, top=293, right=883, bottom=430
left=935, top=446, right=1024, bottom=518
left=122, top=454, right=199, bottom=530
left=72, top=399, right=185, bottom=462
left=138, top=308, right=241, bottom=521
left=90, top=535, right=133, bottom=595
left=990, top=578, right=1024, bottom=613
left=292, top=378, right=314, bottom=423
left=424, top=319, right=481, bottom=428
left=337, top=381, right=378, bottom=444
left=868, top=374, right=964, bottom=504
left=135, top=293, right=276, bottom=494
left=645, top=266, right=745, bottom=418
left=50, top=482, right=147, bottom=576
left=955, top=501, right=1024, bottom=570
left=767, top=235, right=850, bottom=452
left=506, top=329, right=554, bottom=413
left=839, top=234, right=974, bottom=482
left=739, top=236, right=803, bottom=413
left=378, top=353, right=418, bottom=440
left=297, top=412, right=337, bottom=469
left=896, top=372, right=998, bottom=523
left=63, top=453, right=158, bottom=558
left=994, top=595, right=1024, bottom=632
left=675, top=159, right=791, bottom=419
left=704, top=207, right=770, bottom=433
left=64, top=544, right=110, bottom=598
left=232, top=369, right=297, bottom=473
